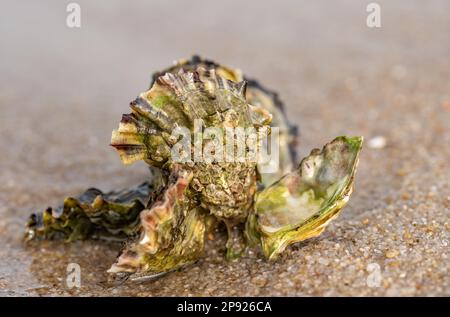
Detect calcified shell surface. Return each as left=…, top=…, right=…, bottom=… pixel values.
left=25, top=56, right=362, bottom=280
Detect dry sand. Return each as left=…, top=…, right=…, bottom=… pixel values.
left=0, top=0, right=449, bottom=296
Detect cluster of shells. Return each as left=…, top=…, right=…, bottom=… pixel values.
left=26, top=56, right=362, bottom=280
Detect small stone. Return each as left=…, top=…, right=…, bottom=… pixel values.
left=396, top=169, right=408, bottom=177
left=385, top=249, right=399, bottom=259
left=368, top=136, right=387, bottom=149
left=403, top=231, right=412, bottom=240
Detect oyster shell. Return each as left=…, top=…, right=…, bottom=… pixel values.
left=246, top=136, right=363, bottom=259
left=25, top=56, right=363, bottom=281
left=109, top=65, right=270, bottom=275
left=150, top=56, right=298, bottom=187
left=26, top=182, right=153, bottom=242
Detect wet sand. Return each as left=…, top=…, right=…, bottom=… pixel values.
left=0, top=0, right=449, bottom=296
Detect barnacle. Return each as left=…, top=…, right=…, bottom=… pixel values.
left=25, top=56, right=362, bottom=281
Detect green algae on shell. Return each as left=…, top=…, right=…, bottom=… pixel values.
left=247, top=136, right=363, bottom=259
left=24, top=56, right=363, bottom=281
left=149, top=55, right=299, bottom=187
left=108, top=66, right=271, bottom=276
left=107, top=166, right=206, bottom=279
left=26, top=182, right=153, bottom=242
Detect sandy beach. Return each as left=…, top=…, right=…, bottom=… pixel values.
left=0, top=0, right=449, bottom=296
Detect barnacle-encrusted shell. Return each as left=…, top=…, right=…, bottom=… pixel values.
left=108, top=166, right=206, bottom=278
left=24, top=57, right=363, bottom=282
left=150, top=56, right=299, bottom=187
left=109, top=66, right=273, bottom=276
left=246, top=136, right=363, bottom=259
left=111, top=66, right=270, bottom=218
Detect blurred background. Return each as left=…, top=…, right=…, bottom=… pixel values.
left=0, top=0, right=449, bottom=296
